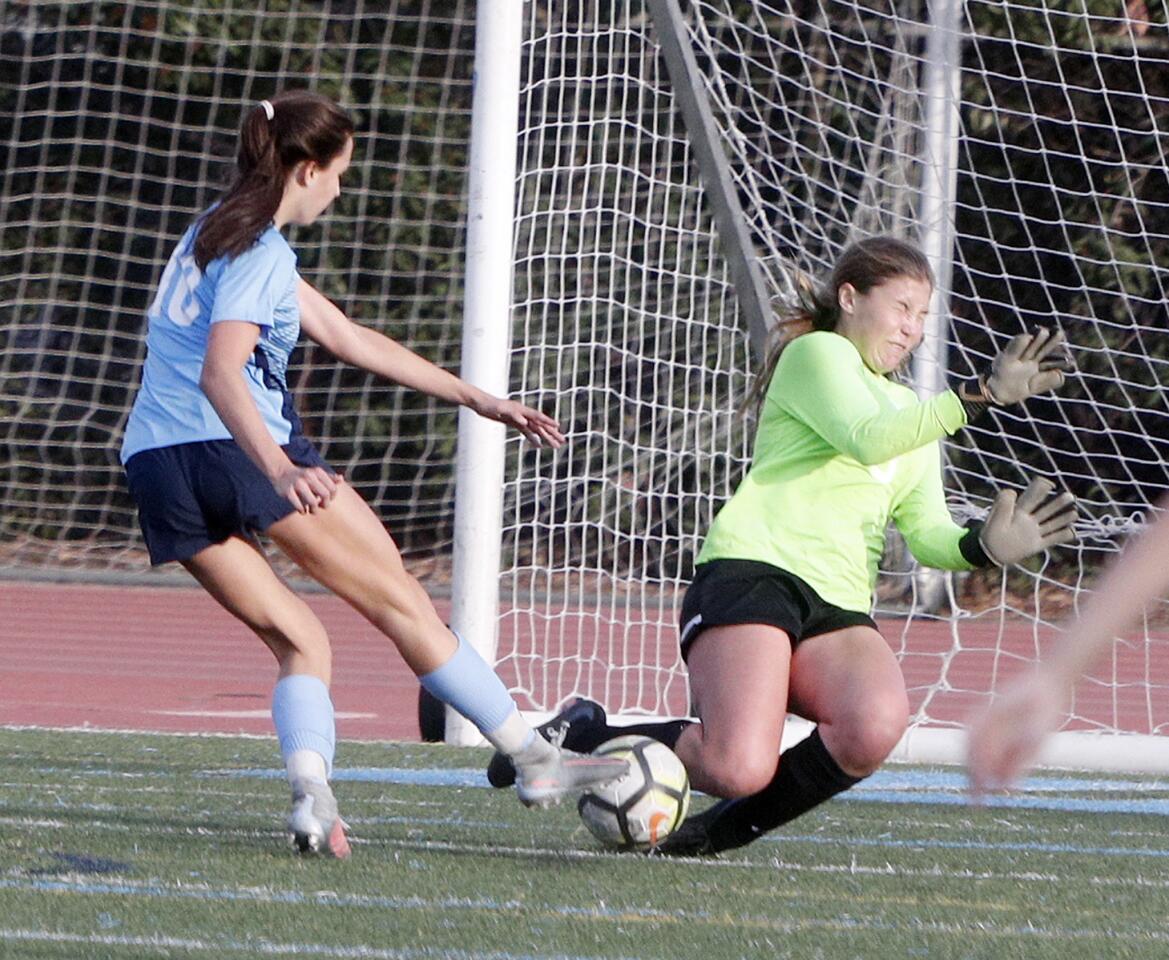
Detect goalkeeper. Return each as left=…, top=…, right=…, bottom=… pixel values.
left=120, top=90, right=626, bottom=859
left=487, top=235, right=1075, bottom=855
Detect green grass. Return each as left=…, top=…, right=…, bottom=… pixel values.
left=2, top=728, right=1168, bottom=959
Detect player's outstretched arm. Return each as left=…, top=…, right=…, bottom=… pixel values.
left=297, top=279, right=564, bottom=448
left=977, top=476, right=1077, bottom=566
left=968, top=495, right=1169, bottom=792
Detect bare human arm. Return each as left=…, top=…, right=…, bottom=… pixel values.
left=966, top=495, right=1169, bottom=793
left=297, top=279, right=565, bottom=448
left=200, top=320, right=340, bottom=514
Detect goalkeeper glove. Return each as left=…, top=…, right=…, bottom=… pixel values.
left=978, top=476, right=1077, bottom=567
left=958, top=327, right=1072, bottom=419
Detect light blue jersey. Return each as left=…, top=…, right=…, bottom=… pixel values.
left=121, top=219, right=302, bottom=463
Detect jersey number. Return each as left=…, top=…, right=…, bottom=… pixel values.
left=149, top=248, right=201, bottom=327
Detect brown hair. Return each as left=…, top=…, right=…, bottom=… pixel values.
left=193, top=90, right=355, bottom=270
left=744, top=235, right=935, bottom=418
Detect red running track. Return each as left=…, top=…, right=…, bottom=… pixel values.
left=0, top=581, right=426, bottom=740
left=2, top=581, right=1165, bottom=740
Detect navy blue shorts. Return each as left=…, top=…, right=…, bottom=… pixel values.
left=678, top=558, right=878, bottom=661
left=124, top=436, right=332, bottom=566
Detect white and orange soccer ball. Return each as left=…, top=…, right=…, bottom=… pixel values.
left=577, top=734, right=690, bottom=850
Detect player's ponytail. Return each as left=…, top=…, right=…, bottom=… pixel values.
left=743, top=236, right=934, bottom=420
left=193, top=90, right=354, bottom=270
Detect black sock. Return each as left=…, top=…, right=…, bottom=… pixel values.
left=567, top=719, right=695, bottom=753
left=703, top=728, right=862, bottom=852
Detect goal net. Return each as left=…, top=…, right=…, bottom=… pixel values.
left=3, top=1, right=1168, bottom=767
left=496, top=0, right=1169, bottom=768
left=0, top=1, right=479, bottom=577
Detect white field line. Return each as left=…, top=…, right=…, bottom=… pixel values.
left=0, top=876, right=1165, bottom=947
left=383, top=835, right=1169, bottom=890
left=4, top=791, right=1168, bottom=854
left=0, top=815, right=281, bottom=841
left=0, top=807, right=1161, bottom=864
left=150, top=710, right=376, bottom=720
left=0, top=778, right=456, bottom=810
left=0, top=724, right=279, bottom=741
left=4, top=821, right=1169, bottom=895
left=0, top=928, right=635, bottom=960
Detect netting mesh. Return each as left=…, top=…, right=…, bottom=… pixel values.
left=0, top=1, right=476, bottom=574
left=497, top=0, right=1169, bottom=742
left=498, top=3, right=748, bottom=718
left=3, top=0, right=1169, bottom=747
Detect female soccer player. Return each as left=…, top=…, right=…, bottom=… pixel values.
left=967, top=495, right=1169, bottom=793
left=486, top=236, right=1076, bottom=854
left=120, top=90, right=625, bottom=858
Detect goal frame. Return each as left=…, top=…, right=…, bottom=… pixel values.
left=449, top=2, right=1169, bottom=775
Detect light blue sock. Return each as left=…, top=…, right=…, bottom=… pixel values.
left=271, top=674, right=336, bottom=777
left=419, top=635, right=530, bottom=749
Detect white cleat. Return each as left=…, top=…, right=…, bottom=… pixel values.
left=514, top=747, right=629, bottom=809
left=287, top=778, right=351, bottom=859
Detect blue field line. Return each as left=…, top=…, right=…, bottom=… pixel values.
left=842, top=788, right=1169, bottom=816
left=862, top=768, right=1169, bottom=793
left=206, top=765, right=1169, bottom=817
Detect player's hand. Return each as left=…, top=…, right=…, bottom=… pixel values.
left=966, top=667, right=1068, bottom=796
left=474, top=396, right=566, bottom=449
left=979, top=476, right=1076, bottom=566
left=984, top=327, right=1071, bottom=404
left=273, top=465, right=343, bottom=514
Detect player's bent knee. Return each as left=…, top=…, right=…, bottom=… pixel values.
left=831, top=703, right=908, bottom=775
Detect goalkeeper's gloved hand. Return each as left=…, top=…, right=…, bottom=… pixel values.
left=958, top=327, right=1072, bottom=418
left=978, top=476, right=1077, bottom=567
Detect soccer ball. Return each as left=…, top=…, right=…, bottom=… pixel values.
left=577, top=735, right=690, bottom=850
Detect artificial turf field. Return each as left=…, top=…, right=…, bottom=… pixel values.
left=2, top=728, right=1168, bottom=959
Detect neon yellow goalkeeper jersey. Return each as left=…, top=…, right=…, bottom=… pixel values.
left=696, top=330, right=972, bottom=614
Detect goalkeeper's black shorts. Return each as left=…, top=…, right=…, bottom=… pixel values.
left=678, top=558, right=877, bottom=661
